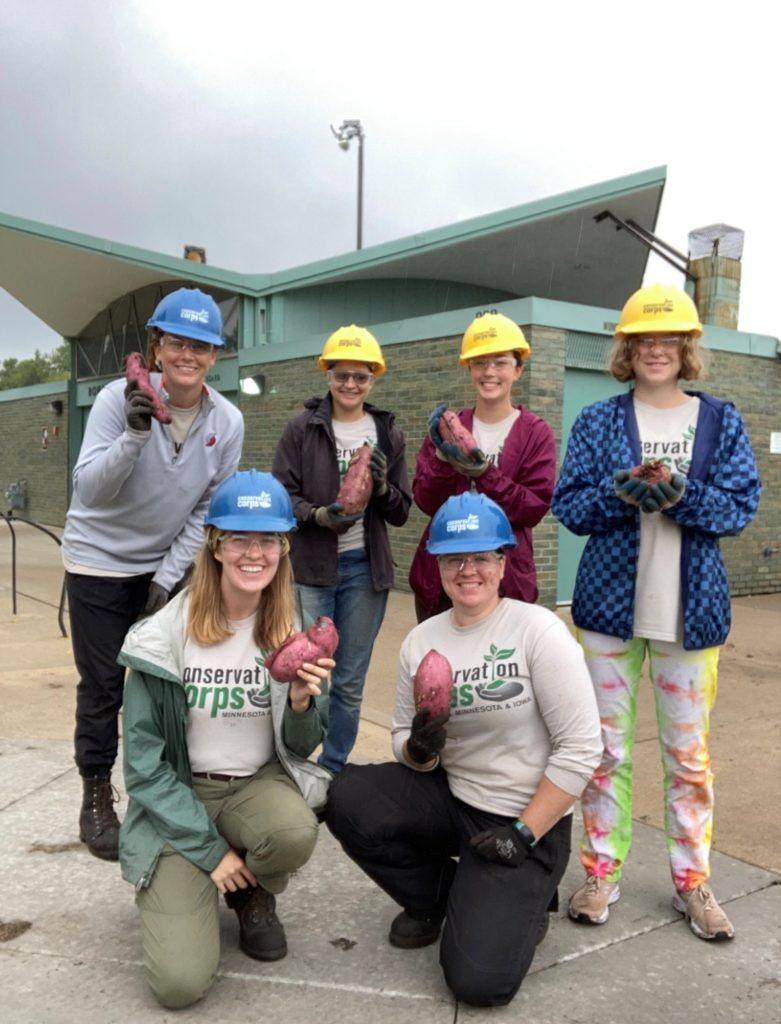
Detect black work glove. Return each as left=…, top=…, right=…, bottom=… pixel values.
left=613, top=469, right=649, bottom=508
left=640, top=474, right=686, bottom=514
left=124, top=388, right=154, bottom=433
left=469, top=824, right=534, bottom=868
left=143, top=581, right=169, bottom=616
left=313, top=503, right=363, bottom=534
left=369, top=445, right=389, bottom=496
left=406, top=708, right=449, bottom=765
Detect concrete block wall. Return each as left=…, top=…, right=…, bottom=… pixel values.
left=0, top=391, right=69, bottom=527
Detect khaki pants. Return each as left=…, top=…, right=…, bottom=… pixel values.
left=136, top=760, right=318, bottom=1010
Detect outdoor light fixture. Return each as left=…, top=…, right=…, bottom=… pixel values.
left=330, top=118, right=365, bottom=250
left=239, top=374, right=265, bottom=396
left=49, top=400, right=63, bottom=416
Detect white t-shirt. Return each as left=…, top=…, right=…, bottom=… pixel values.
left=633, top=396, right=700, bottom=642
left=168, top=401, right=202, bottom=449
left=183, top=614, right=275, bottom=775
left=472, top=409, right=520, bottom=466
left=332, top=414, right=377, bottom=554
left=391, top=599, right=602, bottom=818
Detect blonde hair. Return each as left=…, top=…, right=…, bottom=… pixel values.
left=146, top=328, right=162, bottom=370
left=187, top=527, right=295, bottom=651
left=608, top=333, right=706, bottom=383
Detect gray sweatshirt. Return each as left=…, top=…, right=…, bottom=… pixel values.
left=392, top=599, right=603, bottom=818
left=62, top=377, right=244, bottom=591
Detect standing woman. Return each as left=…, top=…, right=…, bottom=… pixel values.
left=410, top=310, right=556, bottom=622
left=552, top=283, right=760, bottom=941
left=273, top=325, right=411, bottom=773
left=119, top=470, right=332, bottom=1009
left=62, top=288, right=244, bottom=860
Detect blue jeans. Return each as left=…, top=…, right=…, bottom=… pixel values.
left=297, top=549, right=388, bottom=774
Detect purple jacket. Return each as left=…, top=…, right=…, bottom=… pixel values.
left=272, top=395, right=411, bottom=591
left=409, top=406, right=556, bottom=619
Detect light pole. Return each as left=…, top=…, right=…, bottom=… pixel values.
left=330, top=119, right=365, bottom=250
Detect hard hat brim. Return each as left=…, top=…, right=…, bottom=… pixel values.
left=616, top=321, right=702, bottom=339
left=317, top=357, right=386, bottom=376
left=426, top=535, right=517, bottom=556
left=204, top=515, right=297, bottom=532
left=147, top=319, right=226, bottom=347
left=459, top=343, right=531, bottom=366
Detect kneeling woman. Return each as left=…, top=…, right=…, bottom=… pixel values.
left=326, top=493, right=602, bottom=1008
left=119, top=470, right=333, bottom=1010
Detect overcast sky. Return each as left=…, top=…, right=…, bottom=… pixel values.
left=1, top=0, right=778, bottom=361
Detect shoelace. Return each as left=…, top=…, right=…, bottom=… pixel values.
left=583, top=875, right=603, bottom=895
left=91, top=782, right=120, bottom=831
left=694, top=886, right=719, bottom=912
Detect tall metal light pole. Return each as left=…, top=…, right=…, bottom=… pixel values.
left=330, top=119, right=365, bottom=250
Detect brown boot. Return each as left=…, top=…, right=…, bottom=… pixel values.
left=79, top=776, right=120, bottom=861
left=225, top=885, right=288, bottom=961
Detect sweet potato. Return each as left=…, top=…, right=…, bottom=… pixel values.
left=631, top=459, right=671, bottom=486
left=438, top=409, right=479, bottom=463
left=336, top=444, right=374, bottom=515
left=264, top=616, right=340, bottom=683
left=125, top=352, right=172, bottom=424
left=413, top=650, right=454, bottom=718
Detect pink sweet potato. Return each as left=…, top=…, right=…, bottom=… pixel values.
left=439, top=410, right=479, bottom=463
left=125, top=352, right=172, bottom=424
left=336, top=444, right=374, bottom=515
left=631, top=459, right=671, bottom=486
left=413, top=650, right=454, bottom=718
left=264, top=616, right=340, bottom=683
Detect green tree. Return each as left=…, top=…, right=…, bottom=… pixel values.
left=0, top=341, right=71, bottom=391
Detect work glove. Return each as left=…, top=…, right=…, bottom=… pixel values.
left=369, top=445, right=389, bottom=497
left=143, top=582, right=169, bottom=616
left=406, top=708, right=449, bottom=766
left=613, top=469, right=649, bottom=508
left=469, top=824, right=534, bottom=868
left=313, top=503, right=364, bottom=534
left=640, top=474, right=686, bottom=514
left=428, top=403, right=488, bottom=477
left=124, top=388, right=155, bottom=433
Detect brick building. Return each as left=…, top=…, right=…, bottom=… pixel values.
left=1, top=166, right=779, bottom=604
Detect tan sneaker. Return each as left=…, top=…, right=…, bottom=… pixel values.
left=568, top=875, right=620, bottom=925
left=673, top=884, right=735, bottom=941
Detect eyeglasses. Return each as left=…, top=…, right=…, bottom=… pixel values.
left=469, top=357, right=517, bottom=371
left=327, top=369, right=374, bottom=386
left=632, top=335, right=684, bottom=348
left=219, top=534, right=282, bottom=554
left=438, top=552, right=504, bottom=574
left=160, top=335, right=214, bottom=356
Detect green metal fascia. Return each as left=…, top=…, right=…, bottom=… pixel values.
left=247, top=166, right=668, bottom=295
left=0, top=211, right=263, bottom=296
left=0, top=379, right=68, bottom=403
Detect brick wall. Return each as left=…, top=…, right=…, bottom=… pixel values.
left=0, top=391, right=69, bottom=527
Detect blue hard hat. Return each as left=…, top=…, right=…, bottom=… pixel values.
left=147, top=287, right=225, bottom=347
left=426, top=492, right=516, bottom=555
left=205, top=470, right=297, bottom=532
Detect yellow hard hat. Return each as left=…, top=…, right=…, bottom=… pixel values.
left=318, top=325, right=386, bottom=376
left=459, top=311, right=531, bottom=365
left=616, top=283, right=703, bottom=339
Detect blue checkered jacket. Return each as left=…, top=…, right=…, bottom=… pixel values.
left=552, top=392, right=761, bottom=650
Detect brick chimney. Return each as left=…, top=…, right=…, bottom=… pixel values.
left=687, top=224, right=744, bottom=330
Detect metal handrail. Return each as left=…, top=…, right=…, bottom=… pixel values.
left=0, top=512, right=67, bottom=637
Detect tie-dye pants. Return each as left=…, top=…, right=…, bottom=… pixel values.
left=577, top=630, right=719, bottom=893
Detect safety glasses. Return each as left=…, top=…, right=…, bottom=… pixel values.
left=438, top=552, right=504, bottom=574
left=327, top=369, right=374, bottom=386
left=160, top=335, right=214, bottom=356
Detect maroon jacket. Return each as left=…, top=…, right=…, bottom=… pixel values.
left=409, top=405, right=556, bottom=618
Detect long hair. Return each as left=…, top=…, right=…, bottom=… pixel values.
left=187, top=527, right=295, bottom=651
left=608, top=333, right=706, bottom=383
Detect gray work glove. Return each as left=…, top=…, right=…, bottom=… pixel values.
left=124, top=387, right=154, bottom=433
left=369, top=446, right=389, bottom=496
left=143, top=581, right=169, bottom=616
left=313, top=503, right=363, bottom=534
left=406, top=708, right=449, bottom=765
left=613, top=470, right=649, bottom=507
left=428, top=402, right=488, bottom=477
left=640, top=474, right=686, bottom=514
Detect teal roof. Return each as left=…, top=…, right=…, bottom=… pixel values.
left=0, top=166, right=665, bottom=336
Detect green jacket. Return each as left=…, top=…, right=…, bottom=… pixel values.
left=117, top=592, right=331, bottom=890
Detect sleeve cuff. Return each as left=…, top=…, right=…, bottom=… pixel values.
left=545, top=765, right=592, bottom=798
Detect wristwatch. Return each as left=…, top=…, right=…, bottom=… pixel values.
left=512, top=820, right=538, bottom=849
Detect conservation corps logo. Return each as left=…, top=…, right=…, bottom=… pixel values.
left=180, top=307, right=211, bottom=324
left=183, top=656, right=271, bottom=716
left=237, top=492, right=272, bottom=510
left=446, top=513, right=480, bottom=534
left=451, top=644, right=526, bottom=711
left=642, top=299, right=674, bottom=316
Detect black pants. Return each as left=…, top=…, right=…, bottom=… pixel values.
left=326, top=763, right=571, bottom=1008
left=67, top=572, right=154, bottom=777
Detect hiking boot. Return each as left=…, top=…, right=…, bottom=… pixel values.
left=673, top=884, right=735, bottom=941
left=225, top=885, right=288, bottom=961
left=79, top=776, right=120, bottom=861
left=568, top=876, right=621, bottom=925
left=389, top=910, right=444, bottom=949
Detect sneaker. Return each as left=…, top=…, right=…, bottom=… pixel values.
left=389, top=910, right=444, bottom=949
left=568, top=876, right=621, bottom=925
left=673, top=884, right=735, bottom=941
